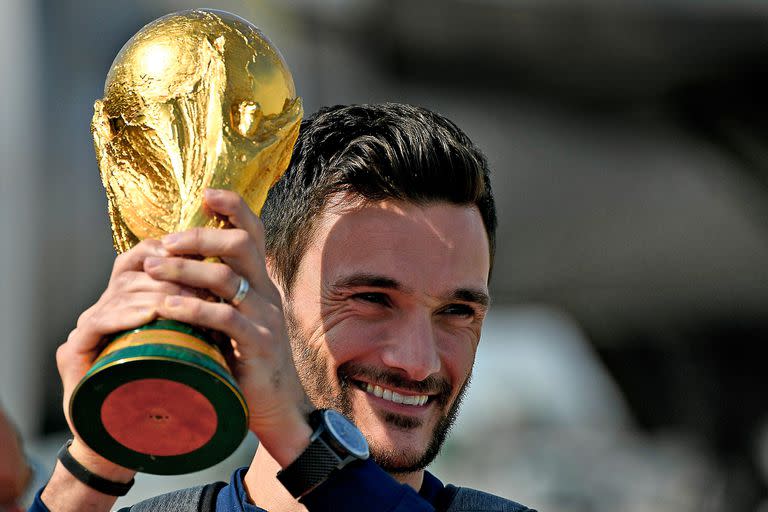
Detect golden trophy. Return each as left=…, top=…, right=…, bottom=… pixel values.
left=69, top=9, right=302, bottom=474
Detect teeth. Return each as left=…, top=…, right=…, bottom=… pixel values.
left=361, top=382, right=428, bottom=406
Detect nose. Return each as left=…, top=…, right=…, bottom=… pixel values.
left=380, top=311, right=441, bottom=382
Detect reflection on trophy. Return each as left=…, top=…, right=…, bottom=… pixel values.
left=69, top=9, right=303, bottom=475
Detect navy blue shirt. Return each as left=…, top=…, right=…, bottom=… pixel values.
left=30, top=459, right=456, bottom=512
left=216, top=459, right=455, bottom=511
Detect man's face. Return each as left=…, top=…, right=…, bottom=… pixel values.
left=282, top=198, right=490, bottom=473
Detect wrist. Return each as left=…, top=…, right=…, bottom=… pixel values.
left=254, top=408, right=313, bottom=468
left=67, top=438, right=136, bottom=483
left=40, top=439, right=135, bottom=512
left=277, top=409, right=370, bottom=499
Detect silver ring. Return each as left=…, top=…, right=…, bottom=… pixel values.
left=229, top=276, right=250, bottom=307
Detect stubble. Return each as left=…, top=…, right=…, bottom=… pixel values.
left=284, top=305, right=472, bottom=474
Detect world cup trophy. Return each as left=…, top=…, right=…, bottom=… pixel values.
left=68, top=9, right=303, bottom=475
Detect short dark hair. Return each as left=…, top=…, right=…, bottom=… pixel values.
left=261, top=103, right=497, bottom=292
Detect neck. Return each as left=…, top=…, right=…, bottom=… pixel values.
left=244, top=445, right=306, bottom=512
left=392, top=467, right=425, bottom=491
left=243, top=444, right=425, bottom=511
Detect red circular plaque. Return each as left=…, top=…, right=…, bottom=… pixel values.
left=100, top=378, right=218, bottom=456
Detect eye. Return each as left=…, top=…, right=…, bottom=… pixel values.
left=439, top=304, right=477, bottom=318
left=352, top=292, right=391, bottom=307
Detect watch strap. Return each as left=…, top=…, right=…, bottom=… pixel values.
left=57, top=440, right=135, bottom=496
left=277, top=436, right=341, bottom=498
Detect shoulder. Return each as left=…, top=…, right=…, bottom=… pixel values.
left=117, top=482, right=225, bottom=512
left=444, top=485, right=537, bottom=512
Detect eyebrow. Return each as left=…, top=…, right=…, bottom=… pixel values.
left=333, top=273, right=404, bottom=291
left=332, top=272, right=490, bottom=309
left=450, top=288, right=491, bottom=309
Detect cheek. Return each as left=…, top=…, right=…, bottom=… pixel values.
left=438, top=332, right=478, bottom=385
left=322, top=317, right=391, bottom=363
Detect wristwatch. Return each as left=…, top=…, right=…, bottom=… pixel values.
left=277, top=409, right=369, bottom=498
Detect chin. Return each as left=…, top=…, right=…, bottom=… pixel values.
left=368, top=442, right=430, bottom=474
left=360, top=418, right=438, bottom=474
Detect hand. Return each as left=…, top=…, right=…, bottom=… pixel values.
left=144, top=189, right=312, bottom=466
left=56, top=237, right=193, bottom=432
left=46, top=238, right=183, bottom=506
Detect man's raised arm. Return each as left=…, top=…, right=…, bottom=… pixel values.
left=35, top=190, right=313, bottom=511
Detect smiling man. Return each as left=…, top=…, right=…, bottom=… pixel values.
left=285, top=198, right=489, bottom=483
left=33, top=104, right=535, bottom=512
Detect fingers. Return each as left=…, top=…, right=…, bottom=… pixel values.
left=158, top=296, right=274, bottom=358
left=56, top=292, right=163, bottom=429
left=144, top=256, right=282, bottom=323
left=58, top=291, right=167, bottom=387
left=77, top=271, right=194, bottom=328
left=161, top=226, right=258, bottom=261
left=111, top=239, right=169, bottom=278
left=203, top=189, right=266, bottom=255
left=111, top=271, right=191, bottom=296
left=72, top=292, right=167, bottom=346
left=159, top=227, right=272, bottom=297
left=144, top=257, right=242, bottom=301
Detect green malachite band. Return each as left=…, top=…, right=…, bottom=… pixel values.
left=85, top=343, right=239, bottom=392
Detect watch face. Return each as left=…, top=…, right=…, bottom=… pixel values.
left=323, top=410, right=369, bottom=459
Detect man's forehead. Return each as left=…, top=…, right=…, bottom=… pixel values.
left=318, top=194, right=484, bottom=237
left=309, top=196, right=491, bottom=286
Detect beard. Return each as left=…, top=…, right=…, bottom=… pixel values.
left=284, top=306, right=472, bottom=474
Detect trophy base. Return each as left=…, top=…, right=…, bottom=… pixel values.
left=69, top=320, right=248, bottom=475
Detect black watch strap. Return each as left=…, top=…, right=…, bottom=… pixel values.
left=57, top=440, right=135, bottom=496
left=277, top=436, right=342, bottom=498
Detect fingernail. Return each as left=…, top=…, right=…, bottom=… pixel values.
left=165, top=296, right=183, bottom=307
left=162, top=232, right=181, bottom=246
left=144, top=257, right=162, bottom=270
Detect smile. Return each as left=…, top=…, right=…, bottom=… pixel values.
left=355, top=381, right=430, bottom=406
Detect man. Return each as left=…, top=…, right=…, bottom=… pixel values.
left=33, top=104, right=535, bottom=511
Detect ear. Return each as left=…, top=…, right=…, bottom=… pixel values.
left=265, top=257, right=287, bottom=305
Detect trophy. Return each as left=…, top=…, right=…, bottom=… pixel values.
left=69, top=9, right=302, bottom=474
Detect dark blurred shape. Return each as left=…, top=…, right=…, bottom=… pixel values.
left=300, top=0, right=768, bottom=104
left=0, top=406, right=32, bottom=509
left=677, top=68, right=768, bottom=222
left=594, top=320, right=768, bottom=511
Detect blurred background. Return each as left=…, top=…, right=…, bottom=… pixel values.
left=1, top=0, right=767, bottom=510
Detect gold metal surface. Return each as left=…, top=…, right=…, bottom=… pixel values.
left=92, top=9, right=303, bottom=252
